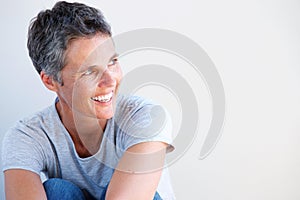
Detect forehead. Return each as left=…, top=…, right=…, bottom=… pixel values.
left=64, top=34, right=115, bottom=70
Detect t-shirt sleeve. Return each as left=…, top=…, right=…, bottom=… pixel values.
left=1, top=126, right=45, bottom=175
left=117, top=99, right=174, bottom=152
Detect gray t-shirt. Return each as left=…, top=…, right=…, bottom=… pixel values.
left=2, top=95, right=175, bottom=199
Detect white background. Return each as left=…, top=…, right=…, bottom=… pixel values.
left=1, top=0, right=300, bottom=199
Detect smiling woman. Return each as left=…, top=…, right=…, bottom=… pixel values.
left=1, top=1, right=175, bottom=200
left=2, top=0, right=300, bottom=199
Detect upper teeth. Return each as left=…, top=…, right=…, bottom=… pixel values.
left=91, top=91, right=113, bottom=102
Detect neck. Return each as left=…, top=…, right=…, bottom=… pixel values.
left=56, top=101, right=107, bottom=157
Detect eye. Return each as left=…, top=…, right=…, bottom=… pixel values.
left=108, top=57, right=119, bottom=67
left=82, top=68, right=95, bottom=76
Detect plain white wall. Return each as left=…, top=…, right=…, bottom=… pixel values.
left=1, top=0, right=300, bottom=199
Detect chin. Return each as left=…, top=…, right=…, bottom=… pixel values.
left=96, top=111, right=114, bottom=120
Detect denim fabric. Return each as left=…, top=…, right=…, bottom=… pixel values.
left=43, top=178, right=86, bottom=200
left=44, top=178, right=162, bottom=200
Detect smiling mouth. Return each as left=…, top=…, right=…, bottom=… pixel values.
left=91, top=91, right=113, bottom=103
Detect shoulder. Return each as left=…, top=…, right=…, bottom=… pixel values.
left=115, top=94, right=166, bottom=118
left=2, top=104, right=55, bottom=145
left=115, top=94, right=153, bottom=114
left=115, top=94, right=165, bottom=128
left=1, top=105, right=57, bottom=173
left=114, top=95, right=172, bottom=145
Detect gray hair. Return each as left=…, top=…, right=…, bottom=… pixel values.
left=27, top=1, right=112, bottom=84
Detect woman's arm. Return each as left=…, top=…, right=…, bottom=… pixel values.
left=106, top=141, right=168, bottom=200
left=4, top=169, right=47, bottom=200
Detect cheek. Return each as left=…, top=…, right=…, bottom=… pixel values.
left=73, top=84, right=94, bottom=98
left=72, top=82, right=95, bottom=107
left=115, top=66, right=123, bottom=83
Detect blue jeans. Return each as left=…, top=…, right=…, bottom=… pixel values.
left=43, top=178, right=162, bottom=200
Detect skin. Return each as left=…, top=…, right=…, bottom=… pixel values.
left=4, top=34, right=167, bottom=200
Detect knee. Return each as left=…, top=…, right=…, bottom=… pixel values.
left=43, top=178, right=85, bottom=200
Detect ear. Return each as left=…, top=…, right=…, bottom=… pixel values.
left=40, top=71, right=59, bottom=92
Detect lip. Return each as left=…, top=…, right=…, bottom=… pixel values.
left=92, top=90, right=114, bottom=97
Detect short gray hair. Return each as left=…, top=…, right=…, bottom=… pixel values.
left=27, top=1, right=112, bottom=84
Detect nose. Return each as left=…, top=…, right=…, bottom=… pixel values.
left=97, top=68, right=115, bottom=88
